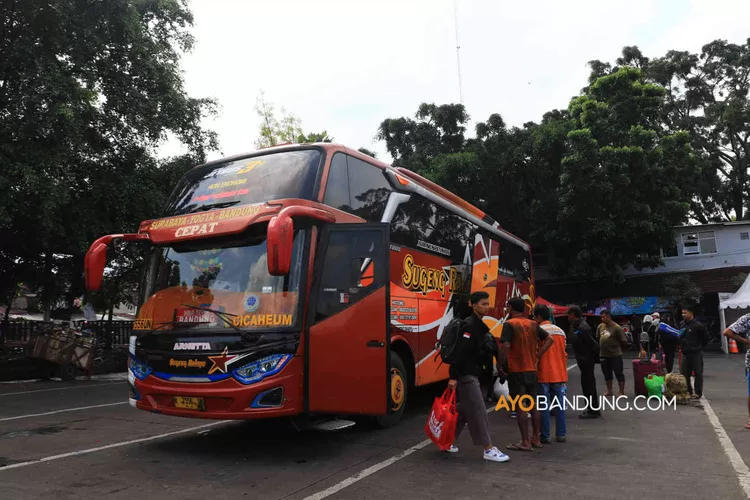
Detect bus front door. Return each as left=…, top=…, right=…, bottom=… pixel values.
left=306, top=223, right=390, bottom=416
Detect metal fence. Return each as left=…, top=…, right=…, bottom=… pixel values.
left=1, top=319, right=134, bottom=347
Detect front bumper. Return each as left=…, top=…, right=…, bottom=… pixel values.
left=129, top=356, right=304, bottom=420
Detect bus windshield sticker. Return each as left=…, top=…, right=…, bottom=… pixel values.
left=133, top=318, right=153, bottom=330
left=207, top=178, right=248, bottom=190
left=232, top=314, right=293, bottom=327
left=244, top=294, right=260, bottom=313
left=211, top=159, right=266, bottom=178
left=192, top=188, right=250, bottom=203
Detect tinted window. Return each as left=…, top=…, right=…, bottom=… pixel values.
left=498, top=239, right=532, bottom=282
left=322, top=153, right=350, bottom=212
left=390, top=194, right=474, bottom=263
left=321, top=154, right=392, bottom=222
left=315, top=229, right=384, bottom=322
left=165, top=150, right=322, bottom=216
left=347, top=156, right=392, bottom=221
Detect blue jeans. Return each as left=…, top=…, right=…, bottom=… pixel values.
left=539, top=382, right=567, bottom=440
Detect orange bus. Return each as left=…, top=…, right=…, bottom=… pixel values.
left=84, top=143, right=536, bottom=428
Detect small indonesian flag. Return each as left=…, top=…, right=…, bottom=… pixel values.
left=463, top=333, right=471, bottom=339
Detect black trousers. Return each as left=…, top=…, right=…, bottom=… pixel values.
left=682, top=351, right=704, bottom=396
left=601, top=355, right=625, bottom=383
left=662, top=343, right=677, bottom=372
left=578, top=359, right=599, bottom=413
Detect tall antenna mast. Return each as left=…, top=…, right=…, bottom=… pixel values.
left=454, top=0, right=464, bottom=104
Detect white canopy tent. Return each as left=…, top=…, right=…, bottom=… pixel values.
left=719, top=273, right=750, bottom=354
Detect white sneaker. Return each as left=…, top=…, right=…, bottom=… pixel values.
left=483, top=447, right=510, bottom=462
left=444, top=445, right=459, bottom=453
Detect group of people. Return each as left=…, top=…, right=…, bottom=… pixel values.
left=443, top=291, right=750, bottom=463
left=445, top=292, right=567, bottom=462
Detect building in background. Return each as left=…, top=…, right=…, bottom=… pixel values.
left=535, top=222, right=750, bottom=347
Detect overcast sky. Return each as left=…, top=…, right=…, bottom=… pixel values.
left=158, top=0, right=750, bottom=164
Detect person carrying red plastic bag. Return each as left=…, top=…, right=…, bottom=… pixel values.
left=425, top=387, right=459, bottom=450
left=426, top=291, right=509, bottom=463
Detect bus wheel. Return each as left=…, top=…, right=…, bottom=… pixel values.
left=373, top=352, right=408, bottom=429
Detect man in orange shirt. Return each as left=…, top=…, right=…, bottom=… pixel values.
left=533, top=304, right=568, bottom=443
left=498, top=297, right=554, bottom=452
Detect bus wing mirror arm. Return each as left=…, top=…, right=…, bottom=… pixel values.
left=84, top=233, right=150, bottom=292
left=267, top=206, right=335, bottom=276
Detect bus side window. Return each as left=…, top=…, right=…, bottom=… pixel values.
left=346, top=156, right=392, bottom=221
left=315, top=230, right=383, bottom=322
left=323, top=153, right=350, bottom=212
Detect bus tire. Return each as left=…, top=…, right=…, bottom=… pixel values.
left=373, top=351, right=408, bottom=429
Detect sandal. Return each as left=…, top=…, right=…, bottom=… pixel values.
left=506, top=443, right=534, bottom=452
left=744, top=419, right=750, bottom=430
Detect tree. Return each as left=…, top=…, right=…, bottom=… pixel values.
left=590, top=41, right=750, bottom=222
left=254, top=90, right=304, bottom=148
left=298, top=131, right=333, bottom=143
left=663, top=274, right=702, bottom=308
left=547, top=67, right=698, bottom=281
left=254, top=92, right=336, bottom=147
left=376, top=103, right=469, bottom=174
left=357, top=147, right=378, bottom=158
left=0, top=0, right=219, bottom=319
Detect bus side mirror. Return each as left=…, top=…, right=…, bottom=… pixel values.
left=267, top=214, right=293, bottom=276
left=85, top=236, right=113, bottom=292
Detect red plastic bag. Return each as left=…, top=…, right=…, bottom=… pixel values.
left=424, top=387, right=458, bottom=450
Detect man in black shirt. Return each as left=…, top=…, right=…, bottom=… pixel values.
left=680, top=305, right=709, bottom=399
left=446, top=291, right=509, bottom=463
left=567, top=306, right=601, bottom=418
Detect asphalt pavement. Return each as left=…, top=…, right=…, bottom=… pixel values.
left=1, top=353, right=749, bottom=500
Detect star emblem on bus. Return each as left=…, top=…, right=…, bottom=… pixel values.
left=208, top=347, right=237, bottom=374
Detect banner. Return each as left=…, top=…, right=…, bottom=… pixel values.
left=609, top=297, right=672, bottom=316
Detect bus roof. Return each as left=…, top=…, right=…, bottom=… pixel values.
left=188, top=142, right=531, bottom=251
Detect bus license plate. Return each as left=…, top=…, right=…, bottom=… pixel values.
left=173, top=396, right=205, bottom=411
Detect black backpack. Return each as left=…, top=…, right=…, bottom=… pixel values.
left=435, top=317, right=465, bottom=365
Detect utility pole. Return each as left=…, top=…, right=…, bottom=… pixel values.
left=454, top=0, right=464, bottom=104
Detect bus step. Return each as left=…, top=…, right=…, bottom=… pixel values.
left=309, top=418, right=356, bottom=432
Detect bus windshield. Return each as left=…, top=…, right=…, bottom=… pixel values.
left=165, top=150, right=322, bottom=216
left=136, top=230, right=307, bottom=332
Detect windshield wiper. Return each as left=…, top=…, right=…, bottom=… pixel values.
left=180, top=304, right=254, bottom=342
left=189, top=201, right=241, bottom=213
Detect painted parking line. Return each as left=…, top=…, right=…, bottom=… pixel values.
left=301, top=362, right=578, bottom=500
left=0, top=373, right=127, bottom=384
left=0, top=421, right=229, bottom=472
left=0, top=402, right=128, bottom=422
left=0, top=382, right=122, bottom=398
left=702, top=396, right=750, bottom=498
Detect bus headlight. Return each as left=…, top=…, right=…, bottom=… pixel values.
left=232, top=354, right=291, bottom=385
left=128, top=356, right=152, bottom=381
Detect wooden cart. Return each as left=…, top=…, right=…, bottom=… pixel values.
left=27, top=327, right=97, bottom=381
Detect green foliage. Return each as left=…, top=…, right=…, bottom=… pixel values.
left=662, top=274, right=703, bottom=307
left=376, top=103, right=469, bottom=174
left=0, top=0, right=218, bottom=316
left=357, top=147, right=378, bottom=158
left=298, top=131, right=333, bottom=143
left=548, top=67, right=699, bottom=280
left=590, top=40, right=750, bottom=222
left=254, top=90, right=304, bottom=148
